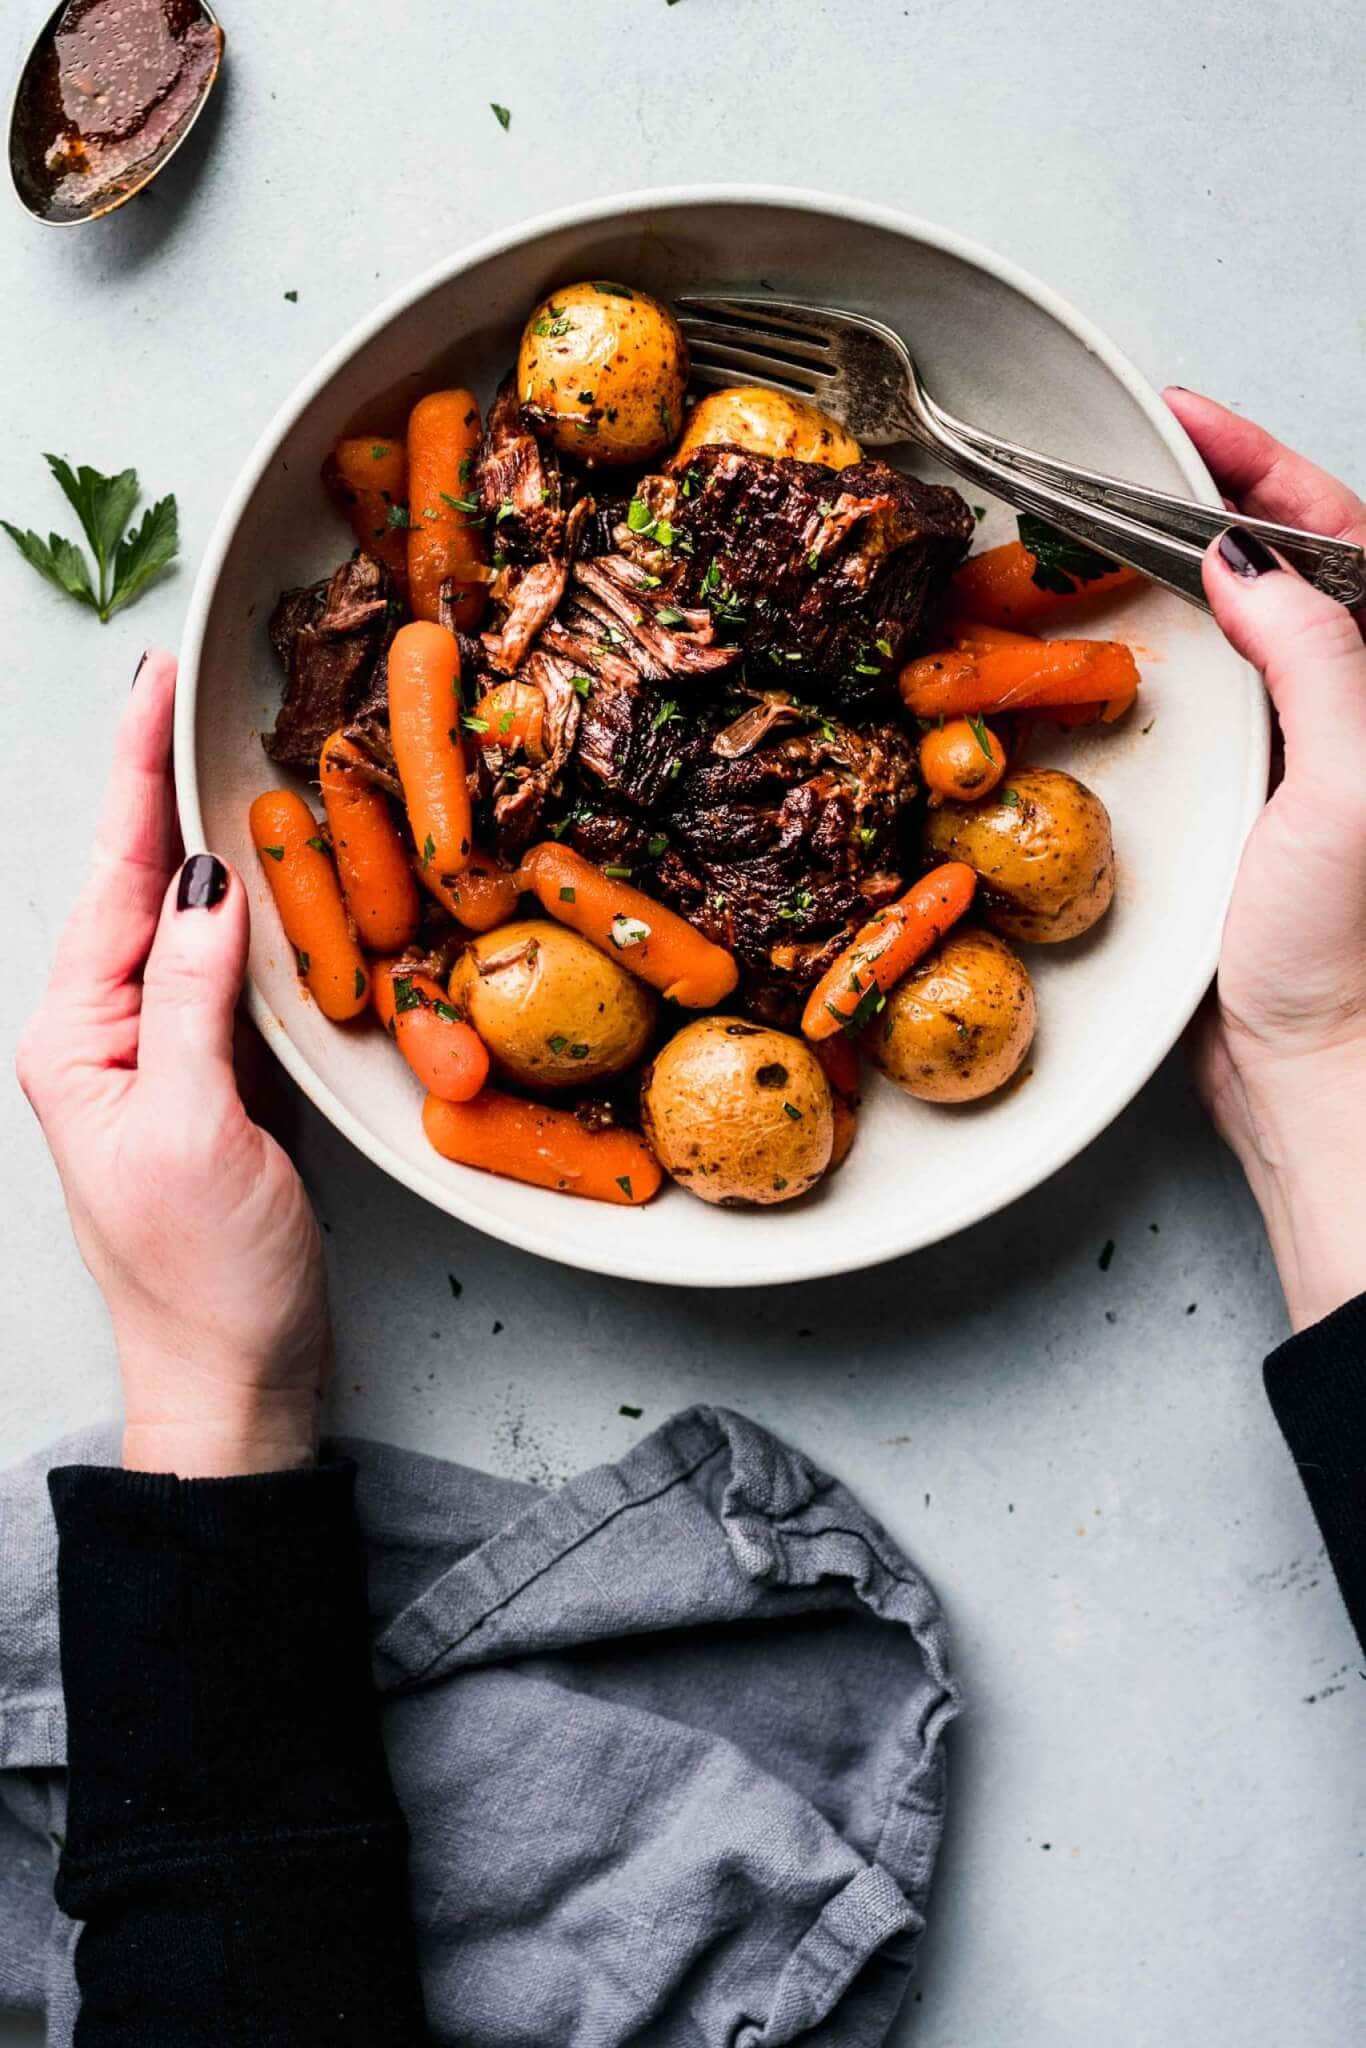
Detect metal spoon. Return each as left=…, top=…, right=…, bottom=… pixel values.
left=9, top=0, right=224, bottom=227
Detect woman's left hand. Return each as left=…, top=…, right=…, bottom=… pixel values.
left=16, top=652, right=330, bottom=1476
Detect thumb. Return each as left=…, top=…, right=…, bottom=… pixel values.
left=1204, top=526, right=1366, bottom=770
left=137, top=854, right=250, bottom=1082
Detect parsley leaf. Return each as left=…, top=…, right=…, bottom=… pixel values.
left=966, top=713, right=996, bottom=763
left=1017, top=513, right=1119, bottom=596
left=490, top=103, right=511, bottom=130
left=3, top=455, right=178, bottom=622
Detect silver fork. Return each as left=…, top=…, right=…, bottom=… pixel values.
left=676, top=296, right=1366, bottom=612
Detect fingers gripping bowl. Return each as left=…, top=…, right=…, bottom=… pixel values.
left=178, top=190, right=1267, bottom=1287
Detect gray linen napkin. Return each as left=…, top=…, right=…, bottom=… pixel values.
left=0, top=1406, right=959, bottom=2045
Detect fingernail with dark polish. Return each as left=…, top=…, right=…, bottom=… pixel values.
left=1218, top=526, right=1280, bottom=579
left=131, top=651, right=148, bottom=690
left=177, top=853, right=228, bottom=911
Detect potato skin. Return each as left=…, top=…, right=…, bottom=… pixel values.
left=672, top=386, right=861, bottom=469
left=516, top=281, right=688, bottom=465
left=449, top=919, right=656, bottom=1090
left=866, top=928, right=1035, bottom=1102
left=923, top=768, right=1115, bottom=943
left=640, top=1016, right=833, bottom=1206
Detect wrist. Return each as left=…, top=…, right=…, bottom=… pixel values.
left=1227, top=1038, right=1366, bottom=1333
left=121, top=1383, right=320, bottom=1478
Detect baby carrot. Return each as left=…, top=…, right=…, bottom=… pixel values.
left=800, top=863, right=977, bottom=1041
left=249, top=789, right=370, bottom=1021
left=388, top=622, right=473, bottom=904
left=519, top=842, right=738, bottom=1008
left=319, top=730, right=420, bottom=953
left=407, top=389, right=488, bottom=629
left=471, top=680, right=549, bottom=761
left=372, top=962, right=489, bottom=1102
left=950, top=539, right=1141, bottom=629
left=323, top=436, right=410, bottom=595
left=899, top=638, right=1140, bottom=720
left=422, top=1090, right=663, bottom=1204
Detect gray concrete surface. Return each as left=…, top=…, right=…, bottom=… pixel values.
left=1, top=3, right=1362, bottom=2043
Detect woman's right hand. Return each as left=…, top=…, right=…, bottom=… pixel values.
left=1165, top=389, right=1366, bottom=1331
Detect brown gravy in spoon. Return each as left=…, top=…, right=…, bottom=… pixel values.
left=12, top=0, right=223, bottom=223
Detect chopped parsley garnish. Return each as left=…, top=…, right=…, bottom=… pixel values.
left=433, top=1000, right=460, bottom=1024
left=807, top=548, right=821, bottom=571
left=294, top=947, right=309, bottom=975
left=461, top=714, right=489, bottom=734
left=652, top=699, right=681, bottom=729
left=1017, top=512, right=1120, bottom=595
left=655, top=605, right=686, bottom=627
left=569, top=1043, right=590, bottom=1060
left=495, top=499, right=516, bottom=525
left=420, top=833, right=436, bottom=867
left=548, top=1034, right=568, bottom=1054
left=490, top=102, right=511, bottom=130
left=371, top=444, right=392, bottom=461
left=440, top=491, right=481, bottom=515
left=852, top=660, right=881, bottom=676
left=260, top=844, right=284, bottom=862
left=571, top=674, right=593, bottom=697
left=559, top=885, right=576, bottom=903
left=578, top=389, right=595, bottom=403
left=593, top=281, right=635, bottom=299
left=283, top=289, right=298, bottom=303
left=627, top=497, right=655, bottom=534
left=773, top=1176, right=789, bottom=1192
left=616, top=1174, right=634, bottom=1198
left=306, top=835, right=327, bottom=853
left=384, top=502, right=410, bottom=529
left=354, top=968, right=367, bottom=998
left=646, top=834, right=667, bottom=858
left=782, top=1102, right=802, bottom=1121
left=604, top=864, right=633, bottom=879
left=498, top=710, right=515, bottom=734
left=531, top=313, right=573, bottom=338
left=3, top=455, right=179, bottom=623
left=973, top=504, right=988, bottom=521
left=393, top=976, right=422, bottom=1014
left=681, top=468, right=703, bottom=498
left=966, top=713, right=995, bottom=762
left=875, top=637, right=894, bottom=658
left=1001, top=786, right=1022, bottom=807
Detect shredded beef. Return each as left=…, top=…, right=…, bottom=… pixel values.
left=264, top=554, right=397, bottom=774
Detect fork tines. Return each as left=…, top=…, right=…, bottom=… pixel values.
left=676, top=295, right=836, bottom=397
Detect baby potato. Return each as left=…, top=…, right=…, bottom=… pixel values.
left=516, top=281, right=688, bottom=465
left=923, top=768, right=1115, bottom=944
left=449, top=918, right=656, bottom=1090
left=641, top=1016, right=833, bottom=1206
left=866, top=928, right=1035, bottom=1103
left=672, top=386, right=862, bottom=469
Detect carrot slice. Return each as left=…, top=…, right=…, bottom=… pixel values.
left=519, top=843, right=738, bottom=1008
left=950, top=539, right=1141, bottom=629
left=422, top=1090, right=663, bottom=1204
left=814, top=1033, right=861, bottom=1169
left=249, top=789, right=369, bottom=1021
left=800, top=863, right=977, bottom=1041
left=388, top=621, right=473, bottom=901
left=440, top=848, right=522, bottom=933
left=407, top=389, right=487, bottom=629
left=319, top=731, right=420, bottom=953
left=899, top=638, right=1140, bottom=720
left=323, top=436, right=409, bottom=596
left=372, top=962, right=488, bottom=1102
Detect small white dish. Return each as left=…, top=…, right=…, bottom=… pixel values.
left=176, top=186, right=1267, bottom=1289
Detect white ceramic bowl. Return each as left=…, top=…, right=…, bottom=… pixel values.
left=177, top=186, right=1267, bottom=1288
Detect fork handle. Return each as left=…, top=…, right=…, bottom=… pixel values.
left=926, top=397, right=1366, bottom=606
left=910, top=415, right=1221, bottom=611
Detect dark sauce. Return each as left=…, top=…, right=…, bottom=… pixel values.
left=10, top=0, right=222, bottom=223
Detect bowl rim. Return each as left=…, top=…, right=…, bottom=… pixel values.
left=175, top=181, right=1268, bottom=1288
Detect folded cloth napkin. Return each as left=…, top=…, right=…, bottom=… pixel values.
left=0, top=1406, right=959, bottom=2046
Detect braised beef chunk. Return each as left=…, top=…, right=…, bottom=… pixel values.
left=475, top=378, right=566, bottom=561
left=265, top=554, right=397, bottom=774
left=661, top=446, right=974, bottom=702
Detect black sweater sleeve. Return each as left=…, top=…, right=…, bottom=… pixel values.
left=1265, top=1292, right=1366, bottom=1650
left=47, top=1459, right=430, bottom=2047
